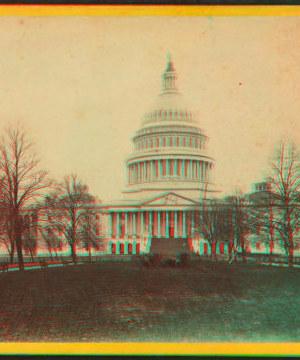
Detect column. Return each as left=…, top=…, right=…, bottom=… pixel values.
left=142, top=161, right=145, bottom=182
left=125, top=212, right=128, bottom=238
left=149, top=211, right=152, bottom=236
left=133, top=212, right=136, bottom=238
left=166, top=159, right=170, bottom=178
left=133, top=164, right=135, bottom=183
left=174, top=159, right=178, bottom=178
left=166, top=211, right=169, bottom=238
left=189, top=160, right=193, bottom=180
left=137, top=162, right=140, bottom=182
left=202, top=161, right=205, bottom=180
left=158, top=160, right=161, bottom=179
left=199, top=241, right=203, bottom=255
left=124, top=242, right=128, bottom=255
left=141, top=211, right=144, bottom=234
left=109, top=212, right=112, bottom=237
left=191, top=212, right=194, bottom=236
left=197, top=161, right=200, bottom=180
left=116, top=242, right=120, bottom=255
left=117, top=212, right=121, bottom=238
left=174, top=211, right=178, bottom=238
left=183, top=212, right=186, bottom=237
left=157, top=211, right=161, bottom=237
left=179, top=211, right=183, bottom=237
left=181, top=159, right=185, bottom=179
left=224, top=243, right=228, bottom=255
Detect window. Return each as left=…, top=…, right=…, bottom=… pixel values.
left=220, top=242, right=224, bottom=255
left=170, top=137, right=173, bottom=147
left=157, top=137, right=160, bottom=147
left=163, top=137, right=166, bottom=147
left=189, top=138, right=192, bottom=147
left=183, top=138, right=186, bottom=147
left=204, top=243, right=207, bottom=255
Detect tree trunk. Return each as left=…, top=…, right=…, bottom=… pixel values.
left=9, top=247, right=15, bottom=264
left=289, top=247, right=294, bottom=267
left=71, top=243, right=77, bottom=264
left=29, top=249, right=34, bottom=263
left=54, top=247, right=58, bottom=260
left=15, top=233, right=24, bottom=271
left=88, top=244, right=91, bottom=261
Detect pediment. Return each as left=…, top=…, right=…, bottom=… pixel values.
left=140, top=192, right=199, bottom=206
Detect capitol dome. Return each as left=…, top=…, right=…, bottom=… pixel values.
left=122, top=57, right=217, bottom=202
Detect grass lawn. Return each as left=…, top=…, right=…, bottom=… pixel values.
left=0, top=259, right=300, bottom=342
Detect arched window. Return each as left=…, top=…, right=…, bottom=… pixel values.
left=128, top=243, right=133, bottom=254
left=220, top=242, right=224, bottom=255
left=212, top=242, right=216, bottom=254
left=112, top=243, right=116, bottom=254
left=136, top=243, right=140, bottom=254
left=120, top=243, right=124, bottom=254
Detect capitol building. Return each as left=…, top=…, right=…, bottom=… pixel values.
left=99, top=57, right=220, bottom=256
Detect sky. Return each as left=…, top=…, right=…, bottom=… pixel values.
left=0, top=16, right=299, bottom=201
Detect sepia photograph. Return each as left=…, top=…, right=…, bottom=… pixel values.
left=0, top=9, right=300, bottom=353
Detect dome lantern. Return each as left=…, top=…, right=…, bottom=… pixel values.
left=162, top=55, right=178, bottom=93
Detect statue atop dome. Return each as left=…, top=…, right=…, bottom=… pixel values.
left=165, top=53, right=175, bottom=73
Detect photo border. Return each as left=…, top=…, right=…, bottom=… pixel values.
left=0, top=4, right=299, bottom=355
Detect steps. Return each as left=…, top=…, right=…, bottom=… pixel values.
left=149, top=237, right=194, bottom=256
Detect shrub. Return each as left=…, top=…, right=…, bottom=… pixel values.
left=139, top=252, right=162, bottom=267
left=148, top=252, right=161, bottom=265
left=176, top=252, right=190, bottom=266
left=160, top=257, right=176, bottom=267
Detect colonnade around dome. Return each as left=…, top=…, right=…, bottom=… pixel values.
left=126, top=158, right=213, bottom=185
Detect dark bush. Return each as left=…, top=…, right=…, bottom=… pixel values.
left=148, top=252, right=161, bottom=265
left=160, top=257, right=176, bottom=267
left=176, top=251, right=190, bottom=266
left=139, top=252, right=162, bottom=267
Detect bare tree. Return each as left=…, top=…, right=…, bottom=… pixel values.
left=227, top=188, right=252, bottom=263
left=248, top=185, right=277, bottom=262
left=79, top=208, right=102, bottom=261
left=0, top=128, right=52, bottom=271
left=39, top=225, right=62, bottom=261
left=193, top=199, right=230, bottom=260
left=44, top=174, right=99, bottom=263
left=0, top=215, right=15, bottom=262
left=265, top=140, right=300, bottom=266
